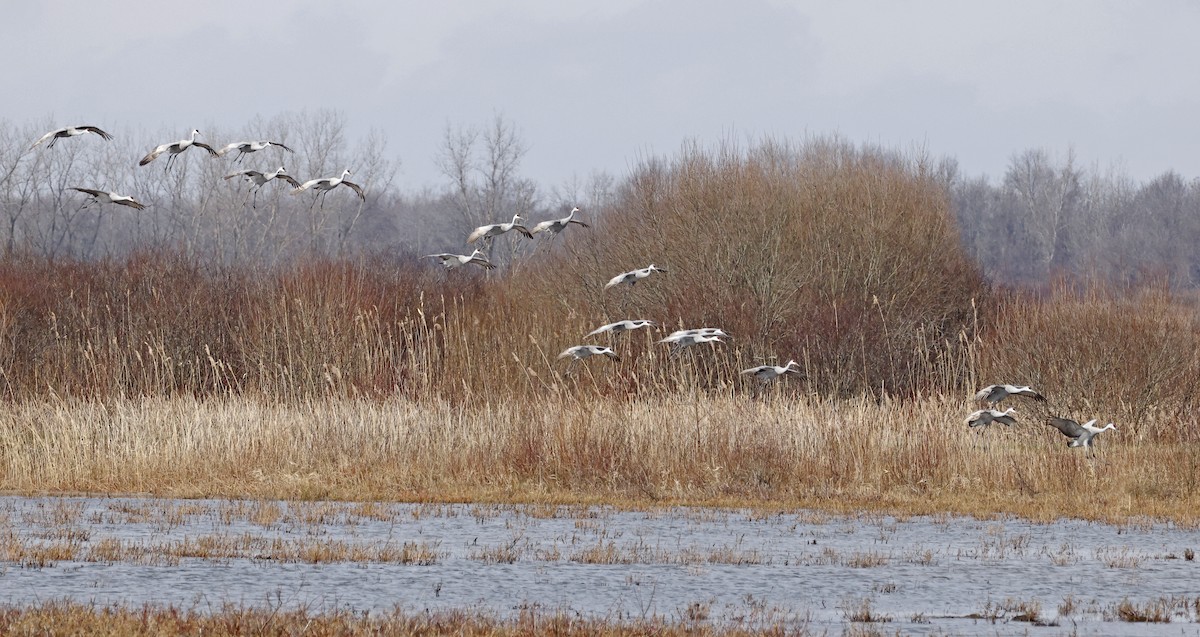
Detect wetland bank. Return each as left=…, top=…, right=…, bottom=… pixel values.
left=1, top=141, right=1198, bottom=634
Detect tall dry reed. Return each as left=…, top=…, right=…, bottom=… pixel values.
left=0, top=139, right=989, bottom=403
left=0, top=600, right=812, bottom=637
left=0, top=137, right=1197, bottom=516
left=1, top=394, right=1196, bottom=520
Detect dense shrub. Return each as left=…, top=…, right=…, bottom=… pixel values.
left=525, top=138, right=987, bottom=396
left=0, top=137, right=1194, bottom=420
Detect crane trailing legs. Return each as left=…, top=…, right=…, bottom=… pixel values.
left=290, top=168, right=366, bottom=209
left=224, top=167, right=300, bottom=208
left=138, top=129, right=218, bottom=172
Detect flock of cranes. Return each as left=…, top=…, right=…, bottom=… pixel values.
left=34, top=124, right=1121, bottom=454
left=27, top=124, right=367, bottom=211
left=428, top=206, right=799, bottom=385
left=425, top=208, right=1119, bottom=452
left=966, top=384, right=1116, bottom=454
left=422, top=207, right=593, bottom=270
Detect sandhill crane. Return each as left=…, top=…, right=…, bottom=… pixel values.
left=966, top=407, right=1018, bottom=430
left=558, top=344, right=620, bottom=376
left=30, top=125, right=113, bottom=150
left=71, top=187, right=146, bottom=211
left=742, top=360, right=800, bottom=383
left=466, top=214, right=533, bottom=245
left=586, top=320, right=657, bottom=337
left=1044, top=416, right=1116, bottom=452
left=139, top=129, right=218, bottom=170
left=658, top=333, right=725, bottom=356
left=666, top=327, right=732, bottom=340
left=422, top=249, right=496, bottom=270
left=531, top=206, right=590, bottom=238
left=216, top=140, right=293, bottom=162
left=558, top=345, right=621, bottom=362
left=974, top=384, right=1046, bottom=406
left=605, top=264, right=667, bottom=289
left=224, top=167, right=301, bottom=207
left=291, top=168, right=365, bottom=207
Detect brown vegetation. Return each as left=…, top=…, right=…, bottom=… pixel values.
left=0, top=601, right=811, bottom=637
left=0, top=139, right=1197, bottom=520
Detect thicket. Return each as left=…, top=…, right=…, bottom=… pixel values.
left=0, top=138, right=1196, bottom=437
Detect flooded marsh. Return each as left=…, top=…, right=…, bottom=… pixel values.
left=1, top=496, right=1198, bottom=635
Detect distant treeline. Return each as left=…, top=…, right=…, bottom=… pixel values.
left=0, top=112, right=605, bottom=267
left=3, top=114, right=1199, bottom=289
left=948, top=148, right=1200, bottom=288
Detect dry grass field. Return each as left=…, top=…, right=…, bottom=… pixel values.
left=1, top=393, right=1196, bottom=522
left=0, top=139, right=1197, bottom=522
left=0, top=601, right=810, bottom=637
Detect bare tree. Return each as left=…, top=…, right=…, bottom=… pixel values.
left=1002, top=148, right=1081, bottom=277
left=0, top=121, right=42, bottom=255
left=435, top=114, right=537, bottom=264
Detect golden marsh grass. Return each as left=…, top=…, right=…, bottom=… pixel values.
left=0, top=140, right=1197, bottom=523
left=0, top=601, right=816, bottom=637
left=1, top=394, right=1198, bottom=522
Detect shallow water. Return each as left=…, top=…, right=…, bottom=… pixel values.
left=1, top=496, right=1198, bottom=635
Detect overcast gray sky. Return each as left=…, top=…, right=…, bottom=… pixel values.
left=6, top=1, right=1199, bottom=191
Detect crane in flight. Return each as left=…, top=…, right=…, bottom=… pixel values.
left=467, top=214, right=533, bottom=245
left=605, top=264, right=667, bottom=289
left=965, top=407, right=1018, bottom=430
left=974, top=384, right=1046, bottom=406
left=291, top=168, right=366, bottom=208
left=224, top=166, right=301, bottom=207
left=30, top=125, right=113, bottom=150
left=586, top=320, right=657, bottom=338
left=658, top=332, right=725, bottom=357
left=558, top=345, right=620, bottom=375
left=216, top=140, right=294, bottom=162
left=422, top=249, right=496, bottom=270
left=71, top=187, right=146, bottom=210
left=138, top=130, right=218, bottom=170
left=1044, top=416, right=1116, bottom=454
left=742, top=360, right=801, bottom=384
left=531, top=206, right=589, bottom=238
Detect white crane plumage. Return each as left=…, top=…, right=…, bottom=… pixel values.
left=666, top=327, right=732, bottom=340
left=974, top=384, right=1046, bottom=405
left=742, top=360, right=801, bottom=383
left=531, top=206, right=590, bottom=237
left=558, top=345, right=621, bottom=362
left=658, top=333, right=725, bottom=356
left=466, top=214, right=533, bottom=245
left=30, top=125, right=113, bottom=150
left=965, top=407, right=1018, bottom=429
left=605, top=264, right=667, bottom=289
left=71, top=187, right=146, bottom=211
left=586, top=320, right=657, bottom=337
left=291, top=168, right=365, bottom=207
left=422, top=249, right=496, bottom=270
left=224, top=166, right=301, bottom=207
left=1044, top=417, right=1116, bottom=450
left=216, top=140, right=294, bottom=162
left=138, top=129, right=218, bottom=169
